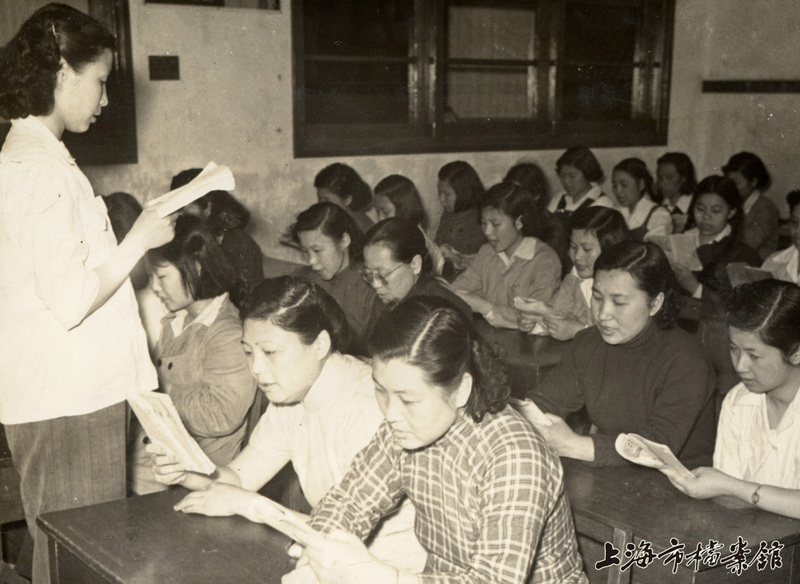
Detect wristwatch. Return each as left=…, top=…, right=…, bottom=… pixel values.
left=751, top=484, right=762, bottom=506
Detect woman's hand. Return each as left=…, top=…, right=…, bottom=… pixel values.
left=125, top=207, right=176, bottom=253
left=662, top=466, right=734, bottom=499
left=541, top=314, right=585, bottom=340
left=146, top=442, right=188, bottom=486
left=299, top=529, right=397, bottom=584
left=672, top=264, right=701, bottom=295
left=516, top=311, right=540, bottom=333
left=534, top=414, right=595, bottom=461
left=174, top=482, right=258, bottom=517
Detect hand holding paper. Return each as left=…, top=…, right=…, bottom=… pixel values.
left=614, top=433, right=693, bottom=480
left=147, top=161, right=235, bottom=218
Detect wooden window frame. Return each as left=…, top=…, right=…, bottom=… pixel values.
left=292, top=0, right=674, bottom=158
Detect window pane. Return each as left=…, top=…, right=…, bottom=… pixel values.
left=447, top=4, right=536, bottom=60
left=304, top=62, right=410, bottom=125
left=560, top=1, right=639, bottom=121
left=447, top=69, right=531, bottom=120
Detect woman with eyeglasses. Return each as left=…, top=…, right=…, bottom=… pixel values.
left=362, top=219, right=472, bottom=341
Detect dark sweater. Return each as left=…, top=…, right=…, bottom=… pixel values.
left=533, top=323, right=715, bottom=467
left=694, top=234, right=761, bottom=303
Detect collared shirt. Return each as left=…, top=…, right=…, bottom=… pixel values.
left=762, top=246, right=800, bottom=285
left=714, top=382, right=800, bottom=489
left=310, top=407, right=587, bottom=583
left=663, top=194, right=692, bottom=215
left=498, top=236, right=537, bottom=268
left=0, top=116, right=156, bottom=424
left=622, top=195, right=673, bottom=238
left=169, top=292, right=228, bottom=337
left=548, top=183, right=605, bottom=213
left=742, top=190, right=762, bottom=215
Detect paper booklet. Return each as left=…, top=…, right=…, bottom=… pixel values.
left=726, top=262, right=775, bottom=288
left=649, top=233, right=703, bottom=271
left=614, top=433, right=693, bottom=480
left=127, top=391, right=216, bottom=475
left=147, top=161, right=235, bottom=218
left=509, top=397, right=553, bottom=426
left=248, top=497, right=319, bottom=546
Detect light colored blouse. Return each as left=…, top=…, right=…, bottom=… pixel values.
left=762, top=246, right=800, bottom=285
left=0, top=116, right=156, bottom=424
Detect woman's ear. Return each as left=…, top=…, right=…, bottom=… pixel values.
left=342, top=195, right=353, bottom=208
left=313, top=329, right=332, bottom=360
left=338, top=232, right=352, bottom=251
left=648, top=291, right=665, bottom=316
left=410, top=254, right=423, bottom=276
left=514, top=215, right=524, bottom=232
left=454, top=372, right=473, bottom=409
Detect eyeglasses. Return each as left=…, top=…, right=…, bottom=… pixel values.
left=361, top=263, right=405, bottom=287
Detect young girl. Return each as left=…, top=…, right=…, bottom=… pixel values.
left=453, top=182, right=561, bottom=329
left=294, top=296, right=588, bottom=584
left=362, top=218, right=472, bottom=339
left=664, top=279, right=800, bottom=519
left=673, top=176, right=761, bottom=302
left=0, top=6, right=173, bottom=581
left=171, top=168, right=264, bottom=306
left=528, top=241, right=716, bottom=467
left=314, top=163, right=375, bottom=234
left=656, top=152, right=697, bottom=233
left=148, top=277, right=426, bottom=571
left=130, top=215, right=256, bottom=495
left=292, top=201, right=377, bottom=346
left=374, top=174, right=446, bottom=276
left=762, top=190, right=800, bottom=284
left=723, top=152, right=779, bottom=260
left=548, top=146, right=615, bottom=214
left=504, top=161, right=551, bottom=204
left=434, top=161, right=486, bottom=279
left=517, top=207, right=629, bottom=340
left=612, top=158, right=672, bottom=241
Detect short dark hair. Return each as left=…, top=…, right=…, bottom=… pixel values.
left=689, top=175, right=744, bottom=235
left=363, top=218, right=432, bottom=274
left=438, top=161, right=486, bottom=212
left=374, top=175, right=427, bottom=228
left=369, top=295, right=509, bottom=422
left=657, top=152, right=697, bottom=196
left=0, top=3, right=116, bottom=119
left=292, top=202, right=364, bottom=263
left=725, top=279, right=800, bottom=360
left=722, top=152, right=771, bottom=191
left=594, top=241, right=680, bottom=329
left=556, top=146, right=604, bottom=183
left=569, top=206, right=630, bottom=254
left=314, top=163, right=373, bottom=212
left=169, top=168, right=250, bottom=236
left=145, top=214, right=237, bottom=301
left=613, top=158, right=654, bottom=198
left=503, top=162, right=550, bottom=206
left=481, top=181, right=551, bottom=241
left=240, top=276, right=352, bottom=354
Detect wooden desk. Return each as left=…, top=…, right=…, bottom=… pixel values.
left=38, top=489, right=293, bottom=584
left=473, top=317, right=568, bottom=398
left=563, top=459, right=800, bottom=583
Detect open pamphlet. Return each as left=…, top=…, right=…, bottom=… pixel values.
left=146, top=161, right=235, bottom=218
left=127, top=391, right=216, bottom=475
left=614, top=433, right=693, bottom=480
left=509, top=397, right=553, bottom=426
left=649, top=233, right=703, bottom=271
left=726, top=262, right=775, bottom=288
left=247, top=497, right=319, bottom=546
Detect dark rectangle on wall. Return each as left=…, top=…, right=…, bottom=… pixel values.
left=702, top=80, right=800, bottom=93
left=149, top=56, right=181, bottom=80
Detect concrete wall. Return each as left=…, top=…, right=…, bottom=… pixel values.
left=12, top=0, right=798, bottom=260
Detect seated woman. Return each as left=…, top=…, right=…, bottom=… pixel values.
left=664, top=279, right=800, bottom=519
left=453, top=182, right=561, bottom=329
left=363, top=219, right=471, bottom=340
left=656, top=152, right=697, bottom=233
left=548, top=145, right=615, bottom=214
left=527, top=241, right=716, bottom=467
left=314, top=162, right=375, bottom=234
left=723, top=152, right=779, bottom=261
left=171, top=168, right=264, bottom=306
left=761, top=190, right=800, bottom=285
left=130, top=215, right=257, bottom=495
left=518, top=206, right=630, bottom=340
left=291, top=202, right=377, bottom=345
left=612, top=158, right=672, bottom=241
left=373, top=174, right=446, bottom=277
left=296, top=296, right=588, bottom=584
left=147, top=277, right=427, bottom=571
left=435, top=161, right=487, bottom=279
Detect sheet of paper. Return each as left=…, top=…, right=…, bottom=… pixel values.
left=614, top=433, right=693, bottom=480
left=147, top=161, right=235, bottom=218
left=513, top=296, right=556, bottom=318
left=249, top=498, right=319, bottom=546
left=510, top=397, right=553, bottom=426
left=726, top=262, right=774, bottom=288
left=127, top=391, right=216, bottom=475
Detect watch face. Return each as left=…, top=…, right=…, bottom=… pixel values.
left=751, top=486, right=761, bottom=506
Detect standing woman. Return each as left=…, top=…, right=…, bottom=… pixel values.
left=0, top=5, right=173, bottom=582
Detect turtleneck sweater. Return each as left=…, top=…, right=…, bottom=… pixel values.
left=533, top=322, right=715, bottom=467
